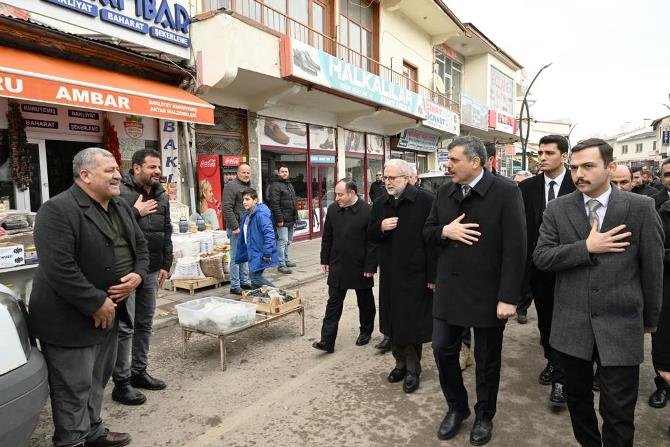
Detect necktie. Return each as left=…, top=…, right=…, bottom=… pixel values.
left=462, top=185, right=471, bottom=198
left=586, top=199, right=602, bottom=228
left=547, top=181, right=556, bottom=202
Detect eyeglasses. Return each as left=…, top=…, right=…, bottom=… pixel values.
left=383, top=175, right=407, bottom=182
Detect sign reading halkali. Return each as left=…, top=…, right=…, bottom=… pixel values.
left=5, top=0, right=191, bottom=59
left=281, top=37, right=427, bottom=119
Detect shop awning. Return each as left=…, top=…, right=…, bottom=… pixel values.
left=0, top=46, right=214, bottom=125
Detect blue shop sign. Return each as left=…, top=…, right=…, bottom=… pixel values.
left=310, top=154, right=336, bottom=164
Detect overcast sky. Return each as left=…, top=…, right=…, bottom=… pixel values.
left=445, top=0, right=670, bottom=141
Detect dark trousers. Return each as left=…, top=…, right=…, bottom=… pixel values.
left=560, top=351, right=639, bottom=447
left=432, top=318, right=504, bottom=420
left=532, top=280, right=565, bottom=385
left=41, top=321, right=118, bottom=447
left=652, top=332, right=670, bottom=391
left=392, top=343, right=423, bottom=374
left=320, top=287, right=375, bottom=346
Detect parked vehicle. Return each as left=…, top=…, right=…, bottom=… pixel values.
left=0, top=286, right=48, bottom=447
left=418, top=170, right=453, bottom=193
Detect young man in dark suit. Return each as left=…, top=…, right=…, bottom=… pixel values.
left=425, top=136, right=526, bottom=445
left=534, top=138, right=663, bottom=446
left=517, top=135, right=575, bottom=407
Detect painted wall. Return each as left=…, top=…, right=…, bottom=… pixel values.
left=462, top=53, right=488, bottom=105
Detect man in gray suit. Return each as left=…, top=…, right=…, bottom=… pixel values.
left=534, top=138, right=664, bottom=447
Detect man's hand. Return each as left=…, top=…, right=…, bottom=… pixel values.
left=585, top=221, right=631, bottom=254
left=158, top=269, right=168, bottom=287
left=363, top=272, right=374, bottom=278
left=497, top=301, right=517, bottom=320
left=232, top=228, right=240, bottom=235
left=427, top=283, right=435, bottom=290
left=107, top=272, right=142, bottom=302
left=381, top=217, right=398, bottom=232
left=277, top=221, right=284, bottom=227
left=134, top=195, right=158, bottom=217
left=92, top=298, right=116, bottom=329
left=322, top=265, right=329, bottom=272
left=441, top=214, right=481, bottom=245
left=644, top=327, right=657, bottom=334
left=659, top=370, right=670, bottom=385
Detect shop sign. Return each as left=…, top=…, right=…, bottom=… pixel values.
left=422, top=101, right=460, bottom=135
left=21, top=104, right=57, bottom=115
left=310, top=154, right=335, bottom=164
left=68, top=109, right=99, bottom=120
left=342, top=129, right=364, bottom=153
left=123, top=115, right=144, bottom=138
left=259, top=117, right=307, bottom=149
left=281, top=38, right=427, bottom=119
left=490, top=66, right=514, bottom=115
left=397, top=129, right=439, bottom=153
left=488, top=110, right=518, bottom=135
left=222, top=155, right=245, bottom=166
left=309, top=125, right=335, bottom=151
left=5, top=0, right=191, bottom=59
left=460, top=95, right=489, bottom=130
left=159, top=119, right=179, bottom=200
left=69, top=123, right=100, bottom=132
left=662, top=127, right=670, bottom=146
left=367, top=134, right=384, bottom=156
left=25, top=119, right=58, bottom=129
left=11, top=101, right=103, bottom=135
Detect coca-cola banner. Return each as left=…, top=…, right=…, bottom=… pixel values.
left=197, top=155, right=223, bottom=230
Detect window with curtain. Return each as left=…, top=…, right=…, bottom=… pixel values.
left=435, top=49, right=463, bottom=104
left=339, top=0, right=374, bottom=71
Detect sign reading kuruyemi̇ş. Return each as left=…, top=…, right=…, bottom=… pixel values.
left=281, top=38, right=427, bottom=119
left=5, top=0, right=191, bottom=59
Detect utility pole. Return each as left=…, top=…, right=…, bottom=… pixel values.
left=519, top=63, right=552, bottom=170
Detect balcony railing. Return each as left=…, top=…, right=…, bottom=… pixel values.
left=223, top=0, right=459, bottom=112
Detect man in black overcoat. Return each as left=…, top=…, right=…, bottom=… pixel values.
left=424, top=136, right=526, bottom=445
left=313, top=179, right=377, bottom=353
left=517, top=135, right=575, bottom=407
left=368, top=158, right=435, bottom=394
left=29, top=148, right=149, bottom=447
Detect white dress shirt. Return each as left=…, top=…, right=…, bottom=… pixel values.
left=583, top=186, right=612, bottom=231
left=462, top=169, right=485, bottom=194
left=544, top=168, right=566, bottom=205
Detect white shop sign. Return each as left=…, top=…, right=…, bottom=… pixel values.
left=4, top=0, right=191, bottom=59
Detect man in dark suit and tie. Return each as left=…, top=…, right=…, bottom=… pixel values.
left=425, top=136, right=526, bottom=445
left=534, top=138, right=664, bottom=446
left=517, top=135, right=575, bottom=407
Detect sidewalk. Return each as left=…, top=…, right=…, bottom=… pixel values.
left=153, top=238, right=325, bottom=329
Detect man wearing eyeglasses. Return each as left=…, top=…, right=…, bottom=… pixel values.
left=367, top=159, right=436, bottom=395
left=369, top=171, right=386, bottom=202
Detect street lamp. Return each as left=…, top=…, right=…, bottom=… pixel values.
left=566, top=121, right=579, bottom=148
left=519, top=63, right=552, bottom=170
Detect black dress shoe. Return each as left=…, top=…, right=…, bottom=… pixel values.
left=649, top=387, right=669, bottom=408
left=538, top=364, right=554, bottom=385
left=312, top=341, right=334, bottom=353
left=87, top=429, right=131, bottom=447
left=549, top=382, right=566, bottom=407
left=130, top=371, right=166, bottom=391
left=375, top=336, right=391, bottom=352
left=403, top=372, right=420, bottom=393
left=355, top=333, right=371, bottom=346
left=387, top=367, right=406, bottom=383
left=240, top=283, right=253, bottom=290
left=437, top=409, right=471, bottom=440
left=230, top=287, right=243, bottom=295
left=470, top=417, right=493, bottom=445
left=112, top=381, right=146, bottom=406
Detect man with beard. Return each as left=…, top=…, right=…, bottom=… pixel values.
left=631, top=166, right=657, bottom=196
left=611, top=164, right=634, bottom=192
left=425, top=136, right=526, bottom=445
left=534, top=138, right=663, bottom=446
left=222, top=163, right=253, bottom=295
left=368, top=159, right=435, bottom=394
left=517, top=135, right=575, bottom=408
left=313, top=180, right=377, bottom=352
left=29, top=148, right=149, bottom=447
left=642, top=167, right=663, bottom=191
left=112, top=149, right=171, bottom=405
left=268, top=164, right=299, bottom=274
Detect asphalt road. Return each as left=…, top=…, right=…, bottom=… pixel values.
left=31, top=278, right=670, bottom=446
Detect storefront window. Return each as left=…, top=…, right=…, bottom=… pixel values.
left=416, top=153, right=428, bottom=174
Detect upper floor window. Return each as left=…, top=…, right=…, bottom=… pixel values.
left=435, top=49, right=462, bottom=104
left=636, top=143, right=643, bottom=153
left=622, top=144, right=628, bottom=154
left=339, top=0, right=375, bottom=70
left=402, top=61, right=418, bottom=93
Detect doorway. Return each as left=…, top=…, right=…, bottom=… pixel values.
left=309, top=164, right=335, bottom=237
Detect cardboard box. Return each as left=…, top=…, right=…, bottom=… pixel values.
left=241, top=288, right=301, bottom=314
left=0, top=243, right=24, bottom=269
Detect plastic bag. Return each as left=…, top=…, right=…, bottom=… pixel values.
left=170, top=256, right=206, bottom=280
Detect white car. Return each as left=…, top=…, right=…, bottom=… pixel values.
left=0, top=286, right=48, bottom=447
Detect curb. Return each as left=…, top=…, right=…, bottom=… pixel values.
left=152, top=271, right=326, bottom=331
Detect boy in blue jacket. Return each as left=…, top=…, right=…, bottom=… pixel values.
left=235, top=189, right=279, bottom=287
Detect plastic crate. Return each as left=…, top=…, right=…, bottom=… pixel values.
left=175, top=296, right=256, bottom=335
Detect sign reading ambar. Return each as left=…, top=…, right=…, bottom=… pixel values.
left=4, top=0, right=191, bottom=59
left=280, top=37, right=426, bottom=119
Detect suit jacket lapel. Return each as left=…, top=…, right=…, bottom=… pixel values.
left=565, top=191, right=591, bottom=239
left=83, top=204, right=114, bottom=241
left=557, top=168, right=575, bottom=197
left=600, top=188, right=629, bottom=233
left=536, top=175, right=546, bottom=213
left=113, top=198, right=137, bottom=253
